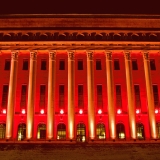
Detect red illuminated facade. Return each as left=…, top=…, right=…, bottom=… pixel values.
left=0, top=14, right=160, bottom=142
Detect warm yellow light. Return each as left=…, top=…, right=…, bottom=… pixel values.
left=90, top=121, right=95, bottom=139
left=69, top=121, right=74, bottom=139
left=111, top=121, right=116, bottom=139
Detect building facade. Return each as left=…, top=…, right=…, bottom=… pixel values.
left=0, top=14, right=160, bottom=142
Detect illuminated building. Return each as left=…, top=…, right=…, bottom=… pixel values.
left=0, top=14, right=160, bottom=142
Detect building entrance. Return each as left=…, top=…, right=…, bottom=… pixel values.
left=0, top=124, right=6, bottom=139
left=116, top=123, right=125, bottom=139
left=77, top=123, right=86, bottom=142
left=37, top=124, right=46, bottom=140
left=137, top=123, right=145, bottom=140
left=18, top=123, right=26, bottom=141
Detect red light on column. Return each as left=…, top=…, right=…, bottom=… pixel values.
left=79, top=109, right=83, bottom=114
left=98, top=109, right=102, bottom=114
left=60, top=109, right=64, bottom=114
left=136, top=109, right=141, bottom=114
left=2, top=109, right=6, bottom=114
left=21, top=109, right=25, bottom=114
left=155, top=109, right=159, bottom=114
left=117, top=109, right=122, bottom=114
left=40, top=109, right=44, bottom=114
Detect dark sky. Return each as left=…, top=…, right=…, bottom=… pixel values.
left=0, top=0, right=160, bottom=14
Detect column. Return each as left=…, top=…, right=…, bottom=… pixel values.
left=26, top=51, right=37, bottom=140
left=6, top=51, right=18, bottom=139
left=47, top=51, right=56, bottom=140
left=105, top=51, right=116, bottom=140
left=124, top=51, right=136, bottom=140
left=87, top=51, right=95, bottom=140
left=68, top=50, right=75, bottom=140
left=143, top=52, right=157, bottom=139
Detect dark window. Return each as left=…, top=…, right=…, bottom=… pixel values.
left=41, top=60, right=46, bottom=70
left=59, top=60, right=65, bottom=70
left=20, top=85, right=27, bottom=108
left=2, top=85, right=8, bottom=107
left=57, top=123, right=66, bottom=140
left=78, top=85, right=84, bottom=108
left=116, top=123, right=125, bottom=139
left=134, top=85, right=141, bottom=108
left=37, top=124, right=46, bottom=139
left=97, top=85, right=103, bottom=108
left=39, top=85, right=46, bottom=108
left=0, top=124, right=6, bottom=139
left=4, top=60, right=10, bottom=70
left=132, top=60, right=138, bottom=70
left=153, top=85, right=159, bottom=107
left=116, top=85, right=122, bottom=108
left=96, top=60, right=102, bottom=70
left=22, top=59, right=28, bottom=70
left=114, top=60, right=120, bottom=70
left=78, top=60, right=83, bottom=70
left=59, top=85, right=64, bottom=107
left=150, top=59, right=156, bottom=70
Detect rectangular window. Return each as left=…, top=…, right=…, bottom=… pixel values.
left=20, top=85, right=27, bottom=108
left=97, top=85, right=103, bottom=108
left=153, top=85, right=159, bottom=107
left=134, top=85, right=141, bottom=108
left=59, top=60, right=65, bottom=70
left=114, top=59, right=120, bottom=70
left=78, top=85, right=84, bottom=108
left=116, top=85, right=122, bottom=108
left=4, top=60, right=10, bottom=70
left=59, top=85, right=64, bottom=107
left=150, top=59, right=156, bottom=70
left=41, top=60, right=47, bottom=70
left=2, top=85, right=8, bottom=107
left=39, top=85, right=46, bottom=108
left=78, top=60, right=83, bottom=70
left=22, top=59, right=28, bottom=70
left=132, top=60, right=138, bottom=70
left=96, top=60, right=102, bottom=70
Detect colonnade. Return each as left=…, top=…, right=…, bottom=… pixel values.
left=5, top=50, right=157, bottom=140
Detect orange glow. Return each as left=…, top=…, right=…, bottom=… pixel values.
left=40, top=109, right=44, bottom=114
left=60, top=109, right=64, bottom=114
left=79, top=109, right=83, bottom=114
left=69, top=121, right=74, bottom=139
left=136, top=109, right=141, bottom=114
left=2, top=109, right=6, bottom=114
left=21, top=109, right=25, bottom=114
left=111, top=121, right=116, bottom=139
left=117, top=109, right=122, bottom=114
left=98, top=109, right=102, bottom=114
left=90, top=121, right=95, bottom=139
left=131, top=120, right=136, bottom=139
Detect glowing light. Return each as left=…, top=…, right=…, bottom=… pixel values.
left=117, top=109, right=122, bottom=114
left=155, top=109, right=159, bottom=114
left=98, top=109, right=102, bottom=114
left=79, top=109, right=83, bottom=114
left=40, top=109, right=44, bottom=114
left=69, top=121, right=74, bottom=139
left=136, top=109, right=141, bottom=114
left=21, top=109, right=25, bottom=114
left=2, top=109, right=6, bottom=114
left=60, top=109, right=64, bottom=114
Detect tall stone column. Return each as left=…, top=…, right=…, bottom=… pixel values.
left=68, top=51, right=75, bottom=140
left=47, top=51, right=56, bottom=140
left=143, top=52, right=157, bottom=139
left=26, top=51, right=37, bottom=140
left=124, top=51, right=136, bottom=140
left=6, top=51, right=18, bottom=140
left=105, top=51, right=116, bottom=140
left=87, top=51, right=95, bottom=140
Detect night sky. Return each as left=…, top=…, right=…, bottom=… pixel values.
left=0, top=0, right=160, bottom=14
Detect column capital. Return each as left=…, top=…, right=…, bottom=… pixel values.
left=30, top=51, right=37, bottom=60
left=11, top=51, right=18, bottom=60
left=105, top=51, right=112, bottom=60
left=49, top=51, right=56, bottom=60
left=143, top=51, right=149, bottom=60
left=86, top=50, right=94, bottom=60
left=124, top=51, right=131, bottom=60
left=68, top=50, right=75, bottom=60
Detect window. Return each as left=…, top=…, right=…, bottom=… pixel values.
left=96, top=60, right=102, bottom=70
left=41, top=60, right=46, bottom=70
left=59, top=85, right=64, bottom=107
left=37, top=124, right=46, bottom=139
left=96, top=123, right=106, bottom=140
left=39, top=85, right=46, bottom=108
left=17, top=123, right=26, bottom=141
left=132, top=60, right=138, bottom=70
left=136, top=123, right=145, bottom=140
left=77, top=123, right=86, bottom=142
left=97, top=85, right=103, bottom=108
left=78, top=85, right=84, bottom=108
left=150, top=59, right=156, bottom=70
left=116, top=123, right=125, bottom=139
left=116, top=85, right=122, bottom=108
left=2, top=85, right=8, bottom=107
left=134, top=85, right=141, bottom=108
left=0, top=124, right=6, bottom=139
left=57, top=123, right=66, bottom=140
left=59, top=60, right=65, bottom=70
left=22, top=59, right=28, bottom=70
left=20, top=85, right=27, bottom=108
left=78, top=60, right=83, bottom=70
left=153, top=85, right=159, bottom=107
left=114, top=59, right=120, bottom=70
left=4, top=59, right=10, bottom=70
